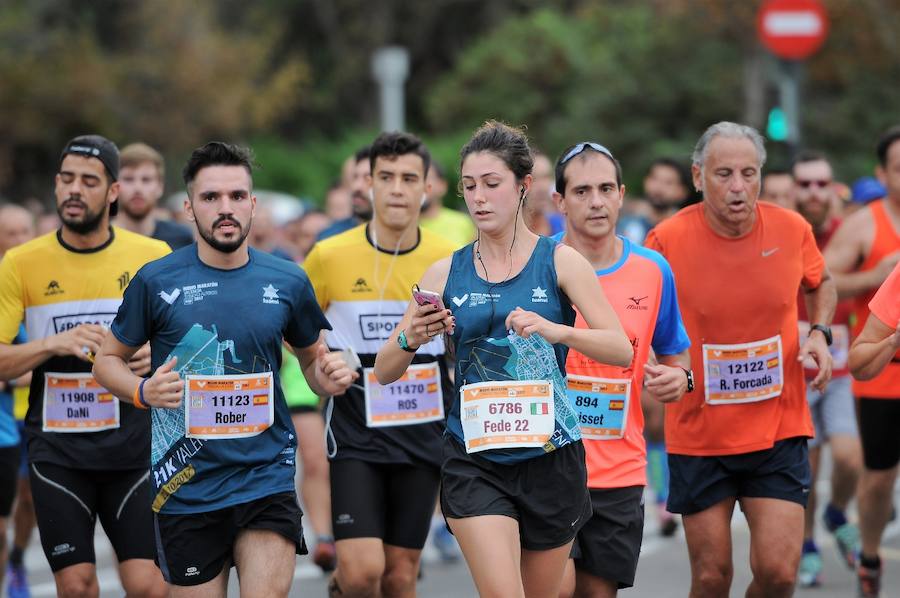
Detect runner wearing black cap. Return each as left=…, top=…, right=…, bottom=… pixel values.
left=0, top=135, right=170, bottom=597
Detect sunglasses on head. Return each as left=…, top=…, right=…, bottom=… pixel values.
left=559, top=142, right=615, bottom=165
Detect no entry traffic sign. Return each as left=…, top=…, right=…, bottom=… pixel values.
left=757, top=0, right=829, bottom=60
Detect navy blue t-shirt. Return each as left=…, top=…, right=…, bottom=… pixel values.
left=111, top=246, right=330, bottom=514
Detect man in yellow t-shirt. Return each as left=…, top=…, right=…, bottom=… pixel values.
left=0, top=135, right=170, bottom=597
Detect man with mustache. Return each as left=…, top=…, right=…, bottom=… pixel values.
left=0, top=135, right=170, bottom=597
left=93, top=141, right=355, bottom=597
left=789, top=151, right=862, bottom=588
left=115, top=142, right=194, bottom=250
left=645, top=122, right=837, bottom=598
left=317, top=147, right=375, bottom=242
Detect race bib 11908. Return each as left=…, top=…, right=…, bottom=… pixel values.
left=42, top=373, right=120, bottom=433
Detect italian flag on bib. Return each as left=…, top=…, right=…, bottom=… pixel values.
left=530, top=402, right=549, bottom=415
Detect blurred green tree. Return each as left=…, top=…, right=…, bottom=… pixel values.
left=0, top=0, right=308, bottom=201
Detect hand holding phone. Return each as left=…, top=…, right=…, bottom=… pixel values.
left=406, top=285, right=454, bottom=346
left=412, top=284, right=445, bottom=311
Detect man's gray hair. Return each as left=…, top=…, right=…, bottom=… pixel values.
left=692, top=121, right=767, bottom=171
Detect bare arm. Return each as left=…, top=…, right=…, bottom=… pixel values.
left=0, top=324, right=105, bottom=380
left=93, top=334, right=183, bottom=407
left=824, top=211, right=889, bottom=300
left=554, top=245, right=633, bottom=368
left=849, top=313, right=900, bottom=381
left=799, top=272, right=837, bottom=391
left=291, top=334, right=358, bottom=397
left=505, top=246, right=632, bottom=367
left=644, top=349, right=691, bottom=403
left=374, top=257, right=453, bottom=385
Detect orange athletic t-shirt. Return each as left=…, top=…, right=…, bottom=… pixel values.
left=797, top=217, right=853, bottom=380
left=563, top=237, right=691, bottom=488
left=645, top=203, right=821, bottom=456
left=851, top=200, right=900, bottom=399
left=869, top=261, right=900, bottom=333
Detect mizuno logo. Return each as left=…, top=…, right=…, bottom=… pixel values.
left=159, top=288, right=181, bottom=305
left=626, top=296, right=649, bottom=311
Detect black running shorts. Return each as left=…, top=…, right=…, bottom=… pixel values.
left=440, top=436, right=591, bottom=551
left=29, top=463, right=155, bottom=572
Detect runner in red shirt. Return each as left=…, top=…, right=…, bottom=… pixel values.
left=789, top=151, right=862, bottom=587
left=645, top=122, right=836, bottom=598
left=551, top=142, right=691, bottom=597
left=850, top=262, right=900, bottom=379
left=824, top=126, right=900, bottom=597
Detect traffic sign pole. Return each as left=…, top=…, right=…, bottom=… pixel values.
left=757, top=0, right=828, bottom=153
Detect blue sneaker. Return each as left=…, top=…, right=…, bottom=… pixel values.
left=6, top=561, right=30, bottom=598
left=824, top=516, right=860, bottom=569
left=798, top=551, right=823, bottom=588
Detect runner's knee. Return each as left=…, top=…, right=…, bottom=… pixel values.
left=55, top=572, right=98, bottom=598
left=751, top=561, right=796, bottom=595
left=336, top=561, right=383, bottom=596
left=381, top=564, right=416, bottom=596
left=693, top=562, right=732, bottom=596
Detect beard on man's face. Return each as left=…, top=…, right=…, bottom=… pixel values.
left=57, top=196, right=106, bottom=235
left=197, top=214, right=250, bottom=253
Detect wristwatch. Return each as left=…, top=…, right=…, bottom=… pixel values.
left=397, top=329, right=418, bottom=353
left=810, top=324, right=833, bottom=346
left=681, top=368, right=695, bottom=393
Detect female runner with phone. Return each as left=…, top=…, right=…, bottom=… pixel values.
left=375, top=121, right=633, bottom=598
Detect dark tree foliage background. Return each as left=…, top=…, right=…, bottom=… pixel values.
left=1, top=0, right=898, bottom=206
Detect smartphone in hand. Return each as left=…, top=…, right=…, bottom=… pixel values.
left=412, top=284, right=445, bottom=311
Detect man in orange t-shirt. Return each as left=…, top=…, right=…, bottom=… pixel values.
left=551, top=142, right=691, bottom=597
left=824, top=126, right=900, bottom=597
left=645, top=122, right=836, bottom=598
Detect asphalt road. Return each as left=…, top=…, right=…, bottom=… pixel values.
left=17, top=453, right=900, bottom=597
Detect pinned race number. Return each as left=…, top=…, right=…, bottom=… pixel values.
left=364, top=362, right=443, bottom=427
left=42, top=372, right=120, bottom=433
left=185, top=372, right=274, bottom=439
left=702, top=335, right=784, bottom=405
left=460, top=380, right=554, bottom=453
left=566, top=375, right=631, bottom=440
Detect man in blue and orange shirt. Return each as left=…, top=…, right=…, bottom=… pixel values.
left=553, top=142, right=691, bottom=597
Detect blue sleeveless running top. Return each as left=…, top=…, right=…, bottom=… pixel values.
left=442, top=236, right=580, bottom=464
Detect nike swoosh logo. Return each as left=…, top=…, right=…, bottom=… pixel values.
left=761, top=248, right=779, bottom=257
left=452, top=294, right=468, bottom=307
left=159, top=288, right=181, bottom=305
